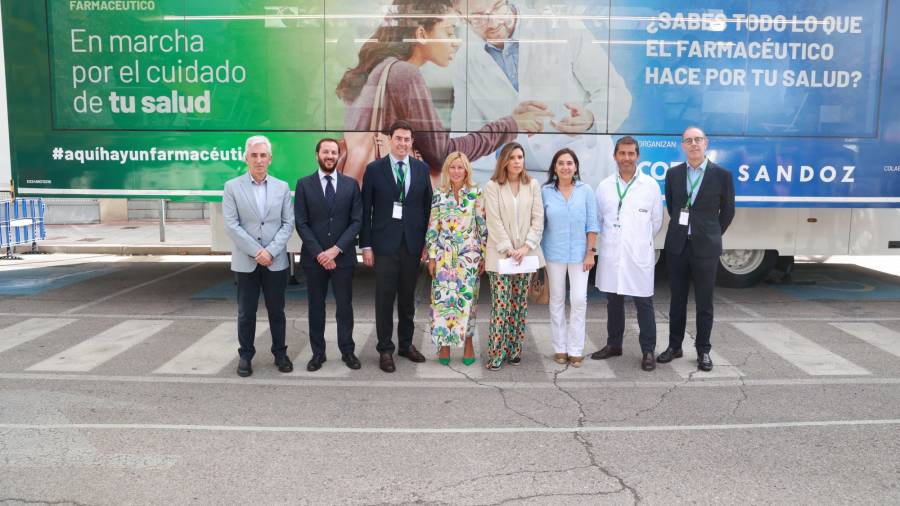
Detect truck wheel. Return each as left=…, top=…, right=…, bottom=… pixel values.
left=717, top=249, right=778, bottom=288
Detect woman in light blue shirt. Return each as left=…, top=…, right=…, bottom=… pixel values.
left=541, top=148, right=600, bottom=367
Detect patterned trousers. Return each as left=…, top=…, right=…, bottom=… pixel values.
left=486, top=272, right=531, bottom=367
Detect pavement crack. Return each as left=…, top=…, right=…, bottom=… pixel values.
left=445, top=363, right=550, bottom=428
left=720, top=350, right=760, bottom=421
left=1, top=499, right=94, bottom=506
left=487, top=491, right=630, bottom=505
left=549, top=365, right=643, bottom=504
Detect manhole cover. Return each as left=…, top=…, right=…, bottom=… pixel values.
left=121, top=226, right=138, bottom=230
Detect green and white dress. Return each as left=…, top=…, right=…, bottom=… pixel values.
left=425, top=187, right=487, bottom=347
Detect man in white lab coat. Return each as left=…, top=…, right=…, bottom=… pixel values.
left=590, top=136, right=663, bottom=371
left=450, top=0, right=632, bottom=187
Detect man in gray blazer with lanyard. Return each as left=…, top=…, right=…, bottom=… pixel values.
left=658, top=126, right=735, bottom=371
left=223, top=135, right=295, bottom=377
left=294, top=138, right=363, bottom=372
left=360, top=120, right=433, bottom=373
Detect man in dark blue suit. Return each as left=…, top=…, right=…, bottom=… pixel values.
left=294, top=138, right=363, bottom=372
left=658, top=126, right=736, bottom=372
left=360, top=120, right=433, bottom=373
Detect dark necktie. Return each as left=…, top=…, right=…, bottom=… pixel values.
left=324, top=175, right=335, bottom=210
left=396, top=161, right=405, bottom=201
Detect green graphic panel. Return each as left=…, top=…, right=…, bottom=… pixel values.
left=47, top=0, right=324, bottom=130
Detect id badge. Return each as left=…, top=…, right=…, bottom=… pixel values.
left=678, top=209, right=689, bottom=226
left=392, top=202, right=403, bottom=220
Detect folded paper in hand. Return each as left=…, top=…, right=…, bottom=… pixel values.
left=498, top=255, right=539, bottom=275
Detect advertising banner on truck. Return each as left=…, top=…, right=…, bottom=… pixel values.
left=3, top=0, right=899, bottom=206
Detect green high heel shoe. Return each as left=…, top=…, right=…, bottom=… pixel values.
left=462, top=356, right=476, bottom=366
left=438, top=346, right=451, bottom=366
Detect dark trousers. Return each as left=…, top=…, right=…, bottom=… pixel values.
left=666, top=240, right=719, bottom=354
left=236, top=265, right=288, bottom=360
left=606, top=292, right=656, bottom=353
left=374, top=239, right=419, bottom=354
left=304, top=263, right=355, bottom=358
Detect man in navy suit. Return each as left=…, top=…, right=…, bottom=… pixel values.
left=294, top=138, right=363, bottom=372
left=360, top=120, right=433, bottom=373
left=658, top=126, right=736, bottom=372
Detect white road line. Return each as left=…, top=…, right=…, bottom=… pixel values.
left=61, top=264, right=201, bottom=315
left=644, top=324, right=744, bottom=379
left=289, top=323, right=374, bottom=377
left=715, top=293, right=763, bottom=319
left=415, top=324, right=484, bottom=379
left=732, top=322, right=870, bottom=376
left=830, top=323, right=900, bottom=359
left=531, top=323, right=615, bottom=379
left=27, top=320, right=172, bottom=372
left=1, top=372, right=900, bottom=389
left=1, top=419, right=898, bottom=434
left=154, top=323, right=265, bottom=375
left=0, top=318, right=77, bottom=354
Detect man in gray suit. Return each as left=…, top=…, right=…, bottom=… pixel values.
left=223, top=135, right=295, bottom=377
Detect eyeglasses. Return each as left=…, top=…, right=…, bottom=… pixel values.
left=681, top=136, right=706, bottom=145
left=468, top=0, right=513, bottom=28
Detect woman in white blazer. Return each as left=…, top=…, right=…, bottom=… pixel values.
left=483, top=142, right=545, bottom=370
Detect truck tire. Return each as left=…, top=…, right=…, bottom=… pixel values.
left=717, top=249, right=778, bottom=288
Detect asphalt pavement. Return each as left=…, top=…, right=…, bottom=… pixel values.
left=1, top=224, right=899, bottom=505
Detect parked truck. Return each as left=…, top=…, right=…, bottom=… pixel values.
left=3, top=0, right=898, bottom=286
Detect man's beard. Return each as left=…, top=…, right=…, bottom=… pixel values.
left=318, top=158, right=337, bottom=173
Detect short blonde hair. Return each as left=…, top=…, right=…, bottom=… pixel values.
left=439, top=152, right=476, bottom=192
left=490, top=142, right=530, bottom=185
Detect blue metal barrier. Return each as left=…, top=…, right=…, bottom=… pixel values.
left=1, top=198, right=46, bottom=260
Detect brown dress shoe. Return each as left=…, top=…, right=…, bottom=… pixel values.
left=379, top=353, right=395, bottom=373
left=568, top=356, right=584, bottom=368
left=641, top=352, right=656, bottom=371
left=590, top=346, right=622, bottom=360
left=398, top=345, right=426, bottom=363
left=553, top=353, right=568, bottom=364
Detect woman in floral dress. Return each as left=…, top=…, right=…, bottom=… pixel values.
left=426, top=152, right=487, bottom=366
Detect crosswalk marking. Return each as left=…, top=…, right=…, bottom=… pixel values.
left=5, top=316, right=897, bottom=381
left=530, top=324, right=616, bottom=379
left=0, top=318, right=77, bottom=354
left=641, top=324, right=744, bottom=378
left=27, top=320, right=172, bottom=372
left=415, top=325, right=484, bottom=378
left=733, top=322, right=870, bottom=376
left=289, top=323, right=374, bottom=377
left=153, top=323, right=265, bottom=375
left=830, top=323, right=900, bottom=359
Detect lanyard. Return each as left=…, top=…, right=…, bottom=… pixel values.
left=686, top=169, right=704, bottom=208
left=615, top=175, right=637, bottom=218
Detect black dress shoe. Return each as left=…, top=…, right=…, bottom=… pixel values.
left=398, top=345, right=426, bottom=363
left=275, top=356, right=293, bottom=373
left=237, top=358, right=252, bottom=377
left=379, top=353, right=395, bottom=373
left=342, top=353, right=361, bottom=370
left=306, top=355, right=326, bottom=372
left=698, top=353, right=713, bottom=372
left=656, top=348, right=683, bottom=363
left=641, top=352, right=656, bottom=371
left=590, top=346, right=623, bottom=360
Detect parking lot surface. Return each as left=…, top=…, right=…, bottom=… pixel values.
left=1, top=255, right=899, bottom=505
